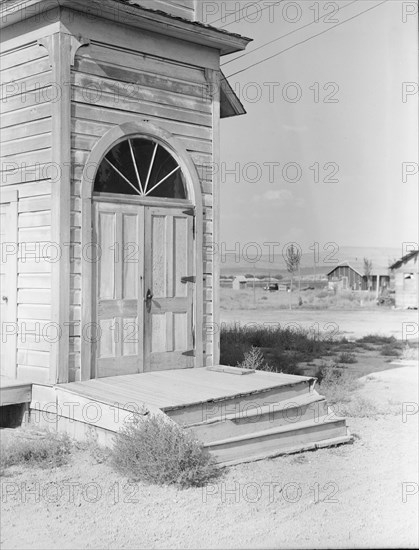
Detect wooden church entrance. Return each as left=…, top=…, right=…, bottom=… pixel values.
left=92, top=137, right=195, bottom=378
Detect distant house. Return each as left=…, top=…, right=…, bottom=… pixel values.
left=326, top=262, right=390, bottom=291
left=232, top=275, right=248, bottom=290
left=389, top=251, right=419, bottom=309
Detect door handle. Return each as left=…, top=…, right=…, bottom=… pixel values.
left=2, top=296, right=8, bottom=303
left=145, top=289, right=153, bottom=312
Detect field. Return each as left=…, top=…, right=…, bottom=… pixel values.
left=220, top=287, right=417, bottom=341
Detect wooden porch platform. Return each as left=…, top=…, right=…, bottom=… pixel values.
left=26, top=368, right=351, bottom=466
left=0, top=376, right=32, bottom=406
left=57, top=368, right=315, bottom=412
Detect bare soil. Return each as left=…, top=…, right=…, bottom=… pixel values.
left=1, top=363, right=418, bottom=549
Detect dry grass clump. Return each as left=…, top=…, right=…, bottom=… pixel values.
left=111, top=414, right=219, bottom=488
left=0, top=429, right=72, bottom=474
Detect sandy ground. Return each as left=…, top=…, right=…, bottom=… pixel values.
left=1, top=363, right=418, bottom=549
left=221, top=308, right=419, bottom=341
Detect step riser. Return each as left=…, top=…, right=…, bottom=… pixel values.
left=207, top=421, right=348, bottom=464
left=166, top=381, right=313, bottom=425
left=189, top=400, right=329, bottom=443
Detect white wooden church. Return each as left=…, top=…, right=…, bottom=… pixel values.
left=0, top=0, right=350, bottom=465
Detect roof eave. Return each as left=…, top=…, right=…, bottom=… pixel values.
left=0, top=0, right=252, bottom=55
left=389, top=250, right=419, bottom=270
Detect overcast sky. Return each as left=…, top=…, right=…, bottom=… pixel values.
left=204, top=0, right=418, bottom=258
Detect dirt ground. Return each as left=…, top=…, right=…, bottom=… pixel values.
left=1, top=362, right=418, bottom=549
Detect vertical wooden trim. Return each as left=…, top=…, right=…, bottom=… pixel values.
left=37, top=32, right=89, bottom=383
left=138, top=205, right=145, bottom=373
left=85, top=201, right=96, bottom=380
left=9, top=198, right=18, bottom=379
left=38, top=32, right=72, bottom=384
left=208, top=69, right=221, bottom=367
left=143, top=207, right=152, bottom=372
left=81, top=195, right=93, bottom=380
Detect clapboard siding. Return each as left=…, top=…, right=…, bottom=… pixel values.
left=1, top=42, right=49, bottom=71
left=1, top=118, right=52, bottom=142
left=74, top=56, right=207, bottom=99
left=1, top=102, right=51, bottom=129
left=72, top=104, right=212, bottom=141
left=2, top=133, right=52, bottom=157
left=72, top=86, right=211, bottom=128
left=69, top=43, right=215, bottom=377
left=1, top=40, right=54, bottom=378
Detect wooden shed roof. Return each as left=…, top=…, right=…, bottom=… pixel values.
left=326, top=262, right=390, bottom=278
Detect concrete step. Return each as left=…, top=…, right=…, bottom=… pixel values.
left=187, top=392, right=329, bottom=443
left=164, top=378, right=315, bottom=426
left=204, top=415, right=350, bottom=465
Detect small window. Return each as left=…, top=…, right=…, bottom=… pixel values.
left=94, top=138, right=187, bottom=199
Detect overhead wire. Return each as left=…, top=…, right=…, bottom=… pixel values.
left=225, top=0, right=388, bottom=78
left=221, top=0, right=359, bottom=67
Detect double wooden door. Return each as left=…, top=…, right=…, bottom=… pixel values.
left=93, top=199, right=195, bottom=378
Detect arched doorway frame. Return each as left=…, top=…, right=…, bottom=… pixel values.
left=80, top=121, right=204, bottom=380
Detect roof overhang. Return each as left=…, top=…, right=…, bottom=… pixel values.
left=0, top=0, right=252, bottom=56
left=390, top=250, right=419, bottom=270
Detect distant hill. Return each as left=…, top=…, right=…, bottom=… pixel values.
left=220, top=245, right=400, bottom=278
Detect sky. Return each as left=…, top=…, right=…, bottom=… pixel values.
left=203, top=0, right=418, bottom=260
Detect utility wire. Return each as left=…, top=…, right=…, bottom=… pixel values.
left=222, top=0, right=358, bottom=67
left=225, top=0, right=388, bottom=78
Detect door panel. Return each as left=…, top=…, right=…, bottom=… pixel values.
left=93, top=201, right=144, bottom=378
left=144, top=206, right=194, bottom=371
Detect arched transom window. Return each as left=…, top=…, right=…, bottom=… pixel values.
left=94, top=137, right=187, bottom=199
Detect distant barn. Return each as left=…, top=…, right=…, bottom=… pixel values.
left=389, top=251, right=419, bottom=309
left=327, top=262, right=390, bottom=291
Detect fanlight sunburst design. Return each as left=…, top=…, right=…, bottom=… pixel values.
left=94, top=138, right=187, bottom=199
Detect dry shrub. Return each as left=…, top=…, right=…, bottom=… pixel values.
left=336, top=351, right=358, bottom=364
left=316, top=363, right=360, bottom=405
left=238, top=346, right=265, bottom=370
left=380, top=344, right=402, bottom=357
left=111, top=414, right=219, bottom=488
left=401, top=343, right=419, bottom=360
